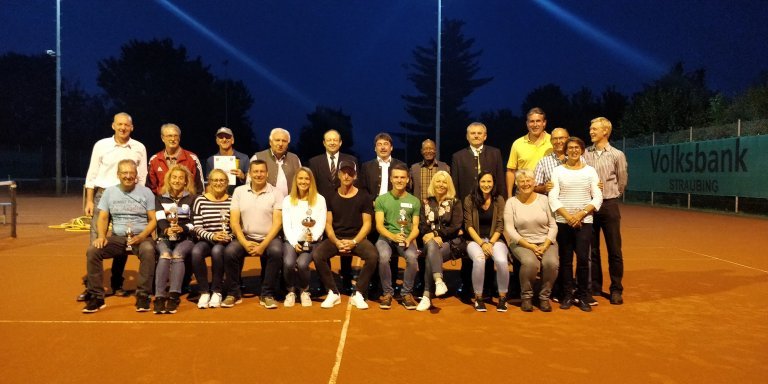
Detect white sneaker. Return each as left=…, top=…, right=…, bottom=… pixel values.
left=416, top=296, right=431, bottom=312
left=284, top=292, right=296, bottom=307
left=320, top=290, right=341, bottom=308
left=300, top=291, right=313, bottom=307
left=208, top=292, right=222, bottom=308
left=197, top=293, right=211, bottom=309
left=435, top=281, right=448, bottom=297
left=350, top=291, right=368, bottom=310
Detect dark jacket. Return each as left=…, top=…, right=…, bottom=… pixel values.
left=358, top=157, right=406, bottom=197
left=463, top=194, right=505, bottom=239
left=308, top=152, right=357, bottom=200
left=450, top=145, right=506, bottom=201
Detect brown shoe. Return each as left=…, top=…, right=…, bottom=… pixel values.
left=401, top=294, right=418, bottom=310
left=379, top=294, right=393, bottom=309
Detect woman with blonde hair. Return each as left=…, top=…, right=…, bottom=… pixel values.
left=154, top=165, right=197, bottom=314
left=281, top=167, right=327, bottom=307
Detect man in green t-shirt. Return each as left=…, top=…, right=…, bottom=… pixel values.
left=374, top=164, right=421, bottom=310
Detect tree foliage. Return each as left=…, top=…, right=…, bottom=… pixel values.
left=97, top=38, right=257, bottom=157
left=296, top=106, right=357, bottom=161
left=621, top=62, right=713, bottom=136
left=400, top=19, right=493, bottom=162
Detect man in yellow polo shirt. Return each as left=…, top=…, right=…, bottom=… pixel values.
left=505, top=107, right=553, bottom=197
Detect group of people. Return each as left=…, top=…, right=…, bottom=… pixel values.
left=78, top=107, right=628, bottom=315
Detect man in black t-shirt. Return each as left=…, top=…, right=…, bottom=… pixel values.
left=313, top=161, right=378, bottom=310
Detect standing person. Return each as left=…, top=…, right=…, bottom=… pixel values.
left=374, top=164, right=421, bottom=310
left=463, top=171, right=510, bottom=312
left=410, top=139, right=450, bottom=203
left=147, top=123, right=205, bottom=195
left=205, top=127, right=249, bottom=194
left=308, top=129, right=358, bottom=293
left=281, top=167, right=326, bottom=308
left=250, top=128, right=301, bottom=197
left=533, top=127, right=571, bottom=194
left=505, top=107, right=553, bottom=198
left=80, top=112, right=147, bottom=301
left=585, top=117, right=628, bottom=305
left=153, top=166, right=197, bottom=314
left=359, top=132, right=407, bottom=198
left=191, top=169, right=232, bottom=309
left=549, top=137, right=602, bottom=312
left=222, top=160, right=284, bottom=309
left=82, top=160, right=157, bottom=313
left=450, top=122, right=505, bottom=298
left=313, top=161, right=378, bottom=310
left=504, top=170, right=559, bottom=312
left=416, top=171, right=462, bottom=312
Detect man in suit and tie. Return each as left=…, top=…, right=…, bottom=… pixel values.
left=308, top=129, right=358, bottom=293
left=450, top=122, right=506, bottom=299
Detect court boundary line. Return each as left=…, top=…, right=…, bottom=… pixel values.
left=0, top=319, right=342, bottom=325
left=328, top=257, right=361, bottom=384
left=676, top=247, right=768, bottom=274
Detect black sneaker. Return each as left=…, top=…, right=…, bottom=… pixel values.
left=576, top=297, right=593, bottom=312
left=539, top=299, right=552, bottom=312
left=474, top=297, right=487, bottom=312
left=153, top=297, right=167, bottom=314
left=610, top=291, right=624, bottom=305
left=401, top=294, right=418, bottom=310
left=82, top=297, right=105, bottom=313
left=580, top=295, right=599, bottom=306
left=560, top=296, right=574, bottom=310
left=496, top=296, right=508, bottom=312
left=135, top=294, right=151, bottom=312
left=165, top=293, right=180, bottom=314
left=77, top=289, right=92, bottom=302
left=379, top=294, right=393, bottom=310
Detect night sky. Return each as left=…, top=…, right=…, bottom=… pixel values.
left=2, top=0, right=766, bottom=157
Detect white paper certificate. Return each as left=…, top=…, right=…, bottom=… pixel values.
left=213, top=155, right=238, bottom=185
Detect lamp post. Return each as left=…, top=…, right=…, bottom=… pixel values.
left=435, top=0, right=442, bottom=160
left=47, top=0, right=62, bottom=195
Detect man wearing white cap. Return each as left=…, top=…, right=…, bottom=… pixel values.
left=206, top=127, right=249, bottom=193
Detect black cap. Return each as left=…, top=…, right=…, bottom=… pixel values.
left=338, top=160, right=356, bottom=173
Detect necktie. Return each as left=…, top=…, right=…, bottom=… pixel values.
left=475, top=149, right=482, bottom=175
left=330, top=155, right=337, bottom=180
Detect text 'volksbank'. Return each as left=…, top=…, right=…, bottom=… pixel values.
left=650, top=139, right=748, bottom=173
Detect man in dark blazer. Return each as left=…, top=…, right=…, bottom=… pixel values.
left=308, top=129, right=357, bottom=201
left=358, top=133, right=406, bottom=198
left=450, top=122, right=507, bottom=299
left=308, top=129, right=358, bottom=293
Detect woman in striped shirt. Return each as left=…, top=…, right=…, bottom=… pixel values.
left=549, top=137, right=602, bottom=312
left=191, top=169, right=232, bottom=309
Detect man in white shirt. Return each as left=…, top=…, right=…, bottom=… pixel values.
left=79, top=112, right=147, bottom=301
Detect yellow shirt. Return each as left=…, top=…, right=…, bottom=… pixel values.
left=506, top=132, right=553, bottom=171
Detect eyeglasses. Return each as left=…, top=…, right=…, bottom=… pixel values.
left=217, top=135, right=232, bottom=140
left=210, top=179, right=228, bottom=184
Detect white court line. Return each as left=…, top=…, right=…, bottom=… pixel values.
left=328, top=257, right=360, bottom=384
left=676, top=248, right=768, bottom=274
left=0, top=319, right=341, bottom=325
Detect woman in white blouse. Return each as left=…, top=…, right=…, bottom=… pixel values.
left=549, top=137, right=602, bottom=312
left=281, top=167, right=327, bottom=307
left=504, top=169, right=558, bottom=312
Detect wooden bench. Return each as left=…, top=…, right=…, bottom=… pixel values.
left=0, top=181, right=17, bottom=238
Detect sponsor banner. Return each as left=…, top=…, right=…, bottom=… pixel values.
left=625, top=135, right=768, bottom=198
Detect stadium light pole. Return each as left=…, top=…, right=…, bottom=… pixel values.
left=435, top=0, right=442, bottom=160
left=48, top=0, right=63, bottom=195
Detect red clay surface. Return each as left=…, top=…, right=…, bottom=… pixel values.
left=1, top=196, right=766, bottom=383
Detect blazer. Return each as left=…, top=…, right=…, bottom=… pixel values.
left=358, top=157, right=406, bottom=197
left=308, top=152, right=357, bottom=200
left=450, top=145, right=506, bottom=201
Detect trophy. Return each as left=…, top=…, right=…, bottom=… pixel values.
left=301, top=208, right=316, bottom=252
left=397, top=208, right=409, bottom=247
left=219, top=209, right=228, bottom=234
left=125, top=224, right=134, bottom=252
left=167, top=205, right=179, bottom=241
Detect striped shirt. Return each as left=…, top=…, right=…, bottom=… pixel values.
left=548, top=165, right=602, bottom=224
left=192, top=195, right=232, bottom=242
left=584, top=143, right=628, bottom=199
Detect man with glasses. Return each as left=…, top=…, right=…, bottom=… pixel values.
left=147, top=123, right=205, bottom=194
left=206, top=127, right=249, bottom=193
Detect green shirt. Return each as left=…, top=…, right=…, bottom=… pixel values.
left=374, top=190, right=421, bottom=236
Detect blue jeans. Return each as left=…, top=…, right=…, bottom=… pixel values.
left=191, top=240, right=226, bottom=293
left=282, top=242, right=313, bottom=292
left=376, top=238, right=419, bottom=295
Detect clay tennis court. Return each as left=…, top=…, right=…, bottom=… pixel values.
left=1, top=195, right=766, bottom=383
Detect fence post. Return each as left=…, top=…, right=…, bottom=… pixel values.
left=10, top=181, right=17, bottom=238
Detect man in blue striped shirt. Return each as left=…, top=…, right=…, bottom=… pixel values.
left=584, top=117, right=628, bottom=305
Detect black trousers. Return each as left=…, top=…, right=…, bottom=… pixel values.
left=590, top=198, right=624, bottom=294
